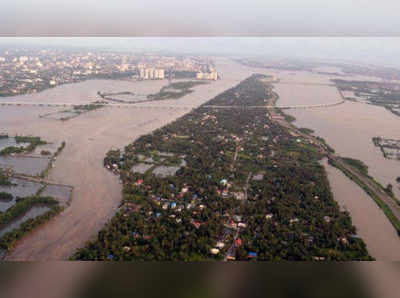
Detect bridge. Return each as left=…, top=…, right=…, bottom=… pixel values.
left=0, top=99, right=345, bottom=110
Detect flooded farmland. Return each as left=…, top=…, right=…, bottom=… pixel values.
left=41, top=184, right=73, bottom=208
left=0, top=156, right=50, bottom=176
left=0, top=206, right=51, bottom=238
left=0, top=178, right=42, bottom=212
left=0, top=58, right=254, bottom=260
left=0, top=137, right=29, bottom=151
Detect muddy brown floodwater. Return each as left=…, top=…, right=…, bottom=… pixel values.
left=0, top=58, right=253, bottom=260
left=262, top=68, right=400, bottom=260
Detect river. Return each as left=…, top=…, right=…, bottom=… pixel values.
left=265, top=68, right=400, bottom=260
left=0, top=58, right=253, bottom=260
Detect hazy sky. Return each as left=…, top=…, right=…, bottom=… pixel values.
left=1, top=0, right=400, bottom=36
left=2, top=37, right=400, bottom=68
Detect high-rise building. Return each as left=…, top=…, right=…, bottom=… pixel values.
left=139, top=67, right=165, bottom=80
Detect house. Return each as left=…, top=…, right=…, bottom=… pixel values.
left=216, top=241, right=225, bottom=249
left=248, top=252, right=257, bottom=259
left=233, top=192, right=245, bottom=200
left=235, top=238, right=242, bottom=247
left=191, top=220, right=202, bottom=229
left=233, top=215, right=242, bottom=222
left=210, top=248, right=220, bottom=255
left=222, top=190, right=229, bottom=198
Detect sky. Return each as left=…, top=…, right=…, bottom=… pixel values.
left=1, top=0, right=400, bottom=36
left=2, top=37, right=400, bottom=68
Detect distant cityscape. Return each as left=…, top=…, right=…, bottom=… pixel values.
left=0, top=49, right=218, bottom=97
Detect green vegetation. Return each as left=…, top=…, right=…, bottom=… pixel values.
left=0, top=192, right=13, bottom=201
left=333, top=79, right=400, bottom=118
left=0, top=196, right=61, bottom=251
left=41, top=150, right=51, bottom=156
left=341, top=158, right=369, bottom=176
left=0, top=135, right=47, bottom=156
left=328, top=158, right=400, bottom=236
left=315, top=136, right=335, bottom=154
left=72, top=75, right=371, bottom=261
left=372, top=136, right=400, bottom=160
left=284, top=114, right=296, bottom=123
left=385, top=184, right=394, bottom=197
left=299, top=128, right=315, bottom=135
left=173, top=71, right=198, bottom=79
left=40, top=141, right=66, bottom=178
left=0, top=146, right=25, bottom=156
left=73, top=104, right=104, bottom=112
left=148, top=81, right=209, bottom=101
left=0, top=170, right=12, bottom=186
left=340, top=156, right=399, bottom=202
left=0, top=196, right=62, bottom=251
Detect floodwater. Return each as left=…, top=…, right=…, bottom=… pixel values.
left=41, top=184, right=72, bottom=208
left=0, top=206, right=51, bottom=238
left=0, top=178, right=42, bottom=212
left=0, top=79, right=167, bottom=105
left=322, top=159, right=400, bottom=260
left=31, top=142, right=61, bottom=157
left=0, top=58, right=254, bottom=260
left=268, top=68, right=400, bottom=260
left=0, top=156, right=50, bottom=176
left=0, top=138, right=29, bottom=151
left=270, top=69, right=400, bottom=200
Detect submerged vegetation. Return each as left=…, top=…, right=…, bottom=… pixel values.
left=147, top=81, right=209, bottom=101
left=73, top=75, right=371, bottom=261
left=0, top=135, right=47, bottom=156
left=0, top=195, right=62, bottom=251
left=0, top=170, right=12, bottom=186
left=341, top=158, right=369, bottom=176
